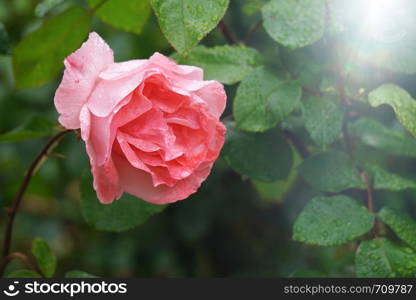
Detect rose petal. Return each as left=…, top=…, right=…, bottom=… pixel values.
left=117, top=133, right=179, bottom=187
left=165, top=106, right=201, bottom=129
left=116, top=133, right=151, bottom=172
left=84, top=88, right=153, bottom=166
left=149, top=52, right=203, bottom=81
left=113, top=154, right=213, bottom=204
left=99, top=59, right=146, bottom=80
left=90, top=156, right=123, bottom=204
left=112, top=86, right=153, bottom=128
left=54, top=32, right=113, bottom=129
left=134, top=149, right=193, bottom=181
left=142, top=74, right=189, bottom=113
left=87, top=68, right=167, bottom=117
left=121, top=108, right=175, bottom=150
left=191, top=80, right=227, bottom=119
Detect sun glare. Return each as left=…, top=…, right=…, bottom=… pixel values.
left=363, top=0, right=407, bottom=43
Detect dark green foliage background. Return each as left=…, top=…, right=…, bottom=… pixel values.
left=1, top=0, right=416, bottom=278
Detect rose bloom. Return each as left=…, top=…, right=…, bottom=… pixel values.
left=54, top=32, right=226, bottom=204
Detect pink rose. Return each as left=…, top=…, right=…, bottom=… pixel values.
left=54, top=32, right=226, bottom=204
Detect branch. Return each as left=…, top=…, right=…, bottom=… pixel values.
left=0, top=252, right=44, bottom=277
left=243, top=19, right=262, bottom=45
left=302, top=87, right=323, bottom=97
left=360, top=170, right=379, bottom=238
left=335, top=60, right=351, bottom=105
left=360, top=171, right=374, bottom=213
left=0, top=130, right=69, bottom=276
left=217, top=20, right=237, bottom=45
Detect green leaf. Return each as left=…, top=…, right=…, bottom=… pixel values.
left=262, top=0, right=326, bottom=49
left=12, top=7, right=91, bottom=89
left=172, top=45, right=263, bottom=85
left=0, top=116, right=57, bottom=143
left=368, top=84, right=416, bottom=136
left=282, top=50, right=324, bottom=90
left=31, top=238, right=57, bottom=278
left=35, top=0, right=65, bottom=17
left=65, top=270, right=98, bottom=278
left=349, top=117, right=416, bottom=158
left=0, top=22, right=10, bottom=55
left=87, top=0, right=151, bottom=34
left=6, top=270, right=42, bottom=278
left=150, top=0, right=229, bottom=55
left=355, top=238, right=416, bottom=277
left=364, top=164, right=416, bottom=191
left=233, top=67, right=302, bottom=132
left=293, top=195, right=374, bottom=246
left=80, top=172, right=166, bottom=232
left=379, top=207, right=416, bottom=250
left=303, top=95, right=344, bottom=147
left=222, top=122, right=293, bottom=182
left=251, top=146, right=301, bottom=203
left=299, top=151, right=365, bottom=192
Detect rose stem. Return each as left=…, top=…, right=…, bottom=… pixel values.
left=217, top=20, right=237, bottom=45
left=0, top=130, right=69, bottom=276
left=243, top=19, right=262, bottom=45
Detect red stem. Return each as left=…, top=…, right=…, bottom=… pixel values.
left=0, top=130, right=69, bottom=276
left=218, top=20, right=237, bottom=45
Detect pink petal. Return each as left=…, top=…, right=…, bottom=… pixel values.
left=90, top=156, right=123, bottom=204
left=116, top=133, right=151, bottom=172
left=87, top=75, right=139, bottom=117
left=149, top=52, right=203, bottom=81
left=191, top=80, right=227, bottom=119
left=134, top=149, right=193, bottom=181
left=84, top=88, right=153, bottom=167
left=99, top=59, right=146, bottom=80
left=120, top=108, right=175, bottom=150
left=87, top=68, right=162, bottom=117
left=112, top=86, right=153, bottom=128
left=117, top=134, right=179, bottom=187
left=121, top=133, right=161, bottom=152
left=87, top=113, right=114, bottom=166
left=142, top=74, right=189, bottom=113
left=79, top=104, right=91, bottom=141
left=113, top=154, right=213, bottom=204
left=165, top=106, right=201, bottom=129
left=54, top=32, right=113, bottom=129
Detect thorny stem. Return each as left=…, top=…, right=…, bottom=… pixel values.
left=217, top=20, right=237, bottom=45
left=0, top=130, right=69, bottom=276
